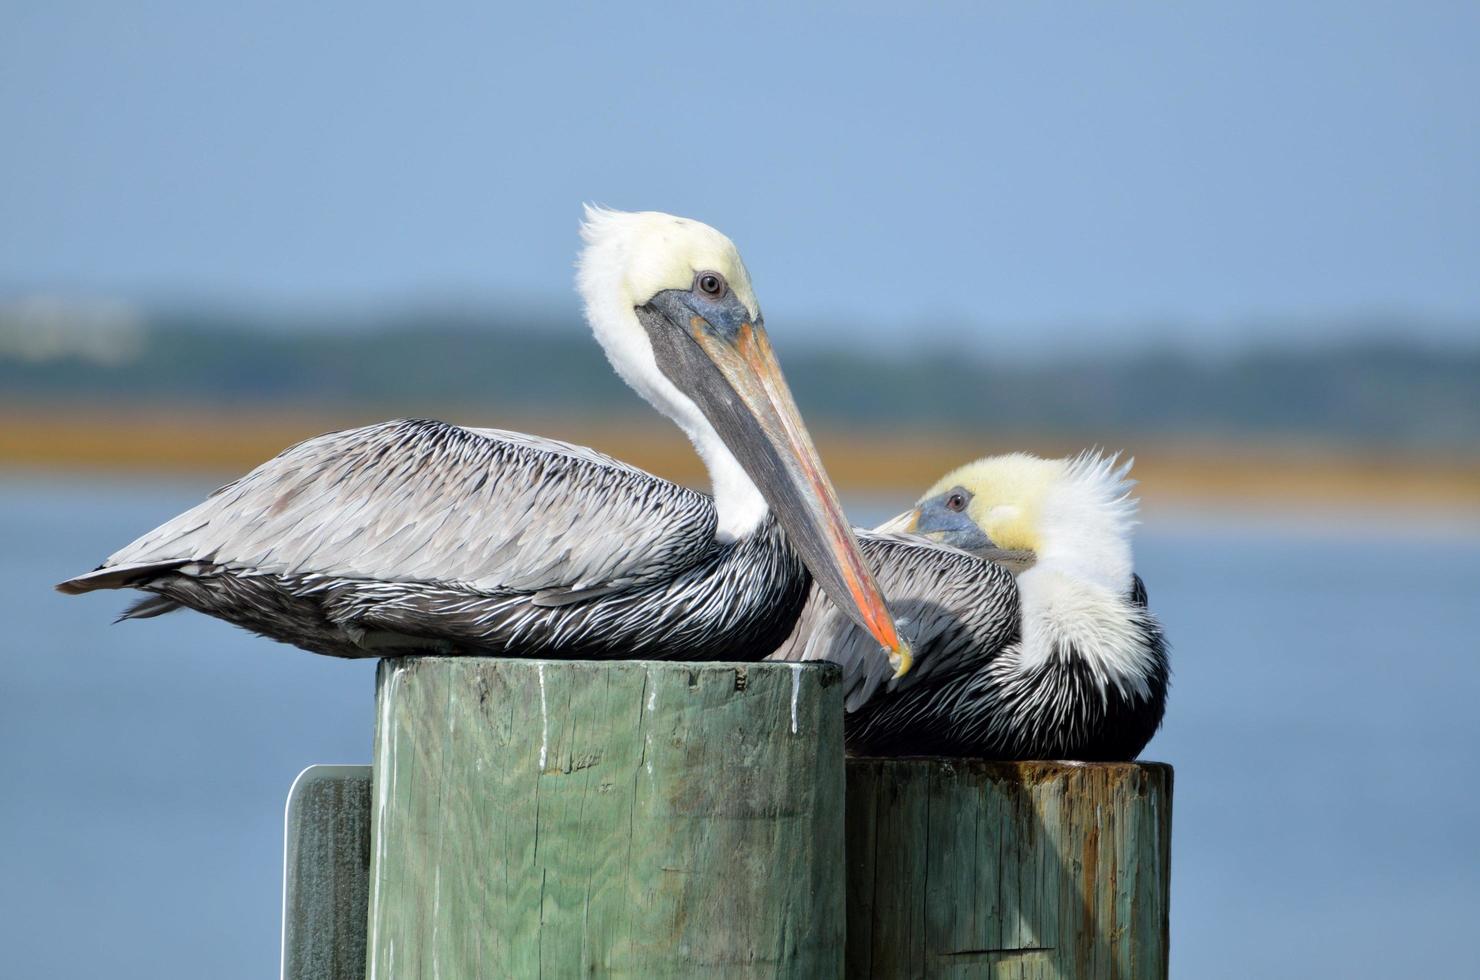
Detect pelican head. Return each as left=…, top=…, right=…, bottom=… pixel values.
left=908, top=451, right=1139, bottom=594
left=576, top=207, right=908, bottom=675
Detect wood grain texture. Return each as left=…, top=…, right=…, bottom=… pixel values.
left=283, top=765, right=374, bottom=980
left=845, top=760, right=1171, bottom=980
left=366, top=657, right=846, bottom=979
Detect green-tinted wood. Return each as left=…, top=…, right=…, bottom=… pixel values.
left=282, top=765, right=374, bottom=980
left=366, top=657, right=846, bottom=979
left=845, top=760, right=1172, bottom=980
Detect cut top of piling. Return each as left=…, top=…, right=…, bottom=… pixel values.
left=366, top=657, right=848, bottom=979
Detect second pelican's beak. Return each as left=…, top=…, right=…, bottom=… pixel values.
left=871, top=509, right=920, bottom=535
left=639, top=293, right=911, bottom=678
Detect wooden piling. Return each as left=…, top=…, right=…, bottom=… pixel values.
left=365, top=657, right=847, bottom=978
left=844, top=759, right=1172, bottom=980
left=282, top=766, right=373, bottom=980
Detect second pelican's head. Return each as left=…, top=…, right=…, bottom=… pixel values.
left=576, top=206, right=908, bottom=675
left=905, top=452, right=1139, bottom=594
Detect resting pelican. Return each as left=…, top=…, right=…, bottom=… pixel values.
left=58, top=208, right=909, bottom=675
left=770, top=452, right=1167, bottom=760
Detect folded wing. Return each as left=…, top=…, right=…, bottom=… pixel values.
left=60, top=419, right=716, bottom=599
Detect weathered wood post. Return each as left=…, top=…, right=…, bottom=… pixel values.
left=844, top=759, right=1172, bottom=979
left=365, top=657, right=847, bottom=978
left=282, top=766, right=373, bottom=980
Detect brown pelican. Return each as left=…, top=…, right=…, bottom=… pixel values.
left=770, top=451, right=1167, bottom=760
left=58, top=208, right=910, bottom=675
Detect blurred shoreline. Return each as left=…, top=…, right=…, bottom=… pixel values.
left=5, top=402, right=1478, bottom=516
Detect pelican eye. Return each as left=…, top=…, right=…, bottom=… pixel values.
left=695, top=272, right=727, bottom=299
left=945, top=490, right=968, bottom=512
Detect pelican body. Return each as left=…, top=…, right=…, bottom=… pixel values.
left=771, top=453, right=1168, bottom=760
left=59, top=210, right=908, bottom=674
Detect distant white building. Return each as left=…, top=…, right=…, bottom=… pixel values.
left=0, top=296, right=144, bottom=365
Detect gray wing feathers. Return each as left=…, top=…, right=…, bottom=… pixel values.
left=769, top=531, right=1020, bottom=713
left=86, top=420, right=714, bottom=595
left=117, top=594, right=184, bottom=620
left=57, top=559, right=192, bottom=594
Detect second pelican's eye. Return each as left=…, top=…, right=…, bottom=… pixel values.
left=946, top=491, right=968, bottom=512
left=696, top=272, right=727, bottom=298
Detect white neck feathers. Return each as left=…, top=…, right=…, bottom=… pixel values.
left=575, top=208, right=768, bottom=541
left=1033, top=452, right=1138, bottom=594
left=1014, top=453, right=1153, bottom=696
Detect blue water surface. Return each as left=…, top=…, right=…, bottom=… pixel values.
left=1, top=472, right=1477, bottom=979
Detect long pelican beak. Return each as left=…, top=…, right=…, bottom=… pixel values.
left=639, top=299, right=911, bottom=677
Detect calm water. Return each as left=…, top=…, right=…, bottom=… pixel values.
left=2, top=472, right=1477, bottom=979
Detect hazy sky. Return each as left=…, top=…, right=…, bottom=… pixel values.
left=3, top=2, right=1477, bottom=350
